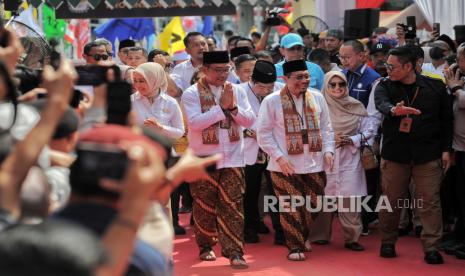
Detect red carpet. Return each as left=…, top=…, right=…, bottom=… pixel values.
left=173, top=214, right=465, bottom=276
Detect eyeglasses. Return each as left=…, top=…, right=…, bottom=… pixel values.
left=328, top=81, right=347, bottom=89
left=209, top=66, right=231, bottom=74
left=290, top=74, right=310, bottom=81
left=93, top=54, right=109, bottom=61
left=384, top=63, right=397, bottom=71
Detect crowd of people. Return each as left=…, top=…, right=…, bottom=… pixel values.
left=0, top=14, right=464, bottom=275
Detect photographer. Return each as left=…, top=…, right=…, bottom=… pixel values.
left=444, top=42, right=465, bottom=260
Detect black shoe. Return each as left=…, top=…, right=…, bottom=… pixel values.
left=174, top=224, right=186, bottom=235
left=414, top=226, right=422, bottom=238
left=179, top=206, right=192, bottom=213
left=345, top=242, right=364, bottom=251
left=456, top=248, right=465, bottom=259
left=244, top=231, right=259, bottom=243
left=274, top=231, right=285, bottom=245
left=398, top=228, right=410, bottom=237
left=258, top=221, right=270, bottom=234
left=444, top=242, right=465, bottom=255
left=380, top=244, right=397, bottom=258
left=313, top=240, right=330, bottom=245
left=424, top=251, right=444, bottom=264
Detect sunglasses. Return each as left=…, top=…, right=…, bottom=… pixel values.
left=328, top=81, right=347, bottom=88
left=93, top=54, right=109, bottom=61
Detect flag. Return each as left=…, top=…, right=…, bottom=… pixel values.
left=202, top=16, right=214, bottom=37
left=64, top=19, right=77, bottom=44
left=42, top=4, right=67, bottom=40
left=94, top=18, right=155, bottom=52
left=14, top=6, right=44, bottom=37
left=74, top=20, right=91, bottom=59
left=158, top=17, right=186, bottom=55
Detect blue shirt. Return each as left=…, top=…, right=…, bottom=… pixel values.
left=343, top=64, right=380, bottom=107
left=275, top=60, right=325, bottom=90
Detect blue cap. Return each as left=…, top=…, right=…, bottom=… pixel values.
left=280, top=33, right=304, bottom=49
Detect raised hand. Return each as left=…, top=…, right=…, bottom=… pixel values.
left=220, top=83, right=234, bottom=109
left=392, top=101, right=421, bottom=116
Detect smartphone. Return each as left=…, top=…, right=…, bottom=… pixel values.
left=106, top=81, right=132, bottom=125
left=76, top=65, right=122, bottom=86
left=75, top=143, right=129, bottom=180
left=0, top=17, right=10, bottom=48
left=76, top=65, right=108, bottom=86
left=433, top=23, right=440, bottom=35
left=49, top=39, right=61, bottom=70
left=405, top=16, right=417, bottom=39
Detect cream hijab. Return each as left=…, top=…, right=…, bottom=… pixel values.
left=134, top=62, right=168, bottom=98
left=322, top=71, right=367, bottom=136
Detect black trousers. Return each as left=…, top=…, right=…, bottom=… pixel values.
left=243, top=164, right=283, bottom=235
left=244, top=163, right=267, bottom=233
left=170, top=182, right=192, bottom=224
left=454, top=151, right=465, bottom=242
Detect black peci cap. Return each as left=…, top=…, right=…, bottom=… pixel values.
left=252, top=60, right=276, bottom=83
left=203, top=51, right=230, bottom=64
left=283, top=59, right=307, bottom=75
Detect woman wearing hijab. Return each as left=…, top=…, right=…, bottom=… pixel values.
left=131, top=62, right=184, bottom=139
left=309, top=71, right=374, bottom=251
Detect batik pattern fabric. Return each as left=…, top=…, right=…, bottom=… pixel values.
left=191, top=168, right=245, bottom=256
left=270, top=171, right=326, bottom=251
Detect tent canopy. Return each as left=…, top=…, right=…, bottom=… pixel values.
left=11, top=0, right=281, bottom=19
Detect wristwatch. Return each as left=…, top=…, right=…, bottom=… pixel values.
left=390, top=106, right=396, bottom=116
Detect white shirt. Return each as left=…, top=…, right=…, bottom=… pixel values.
left=131, top=92, right=185, bottom=139
left=257, top=89, right=335, bottom=174
left=171, top=59, right=197, bottom=91
left=325, top=117, right=373, bottom=197
left=240, top=81, right=286, bottom=165
left=181, top=83, right=255, bottom=169
left=421, top=62, right=447, bottom=78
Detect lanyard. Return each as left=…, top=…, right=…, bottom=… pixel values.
left=405, top=87, right=420, bottom=107
left=286, top=88, right=306, bottom=128
left=248, top=83, right=262, bottom=103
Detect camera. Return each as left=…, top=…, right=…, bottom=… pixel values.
left=73, top=142, right=129, bottom=181
left=398, top=16, right=417, bottom=40
left=75, top=64, right=121, bottom=86
left=265, top=7, right=289, bottom=27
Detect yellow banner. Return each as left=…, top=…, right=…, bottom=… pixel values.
left=158, top=17, right=186, bottom=55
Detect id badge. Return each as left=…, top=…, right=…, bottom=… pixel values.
left=399, top=117, right=412, bottom=133
left=301, top=129, right=309, bottom=144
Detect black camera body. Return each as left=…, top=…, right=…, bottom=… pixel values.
left=265, top=7, right=289, bottom=27
left=73, top=142, right=129, bottom=181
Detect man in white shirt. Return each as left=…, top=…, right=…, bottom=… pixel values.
left=422, top=40, right=452, bottom=78
left=181, top=51, right=255, bottom=269
left=239, top=60, right=284, bottom=245
left=171, top=32, right=209, bottom=92
left=257, top=59, right=335, bottom=261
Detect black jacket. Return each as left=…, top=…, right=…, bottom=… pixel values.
left=374, top=74, right=453, bottom=164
